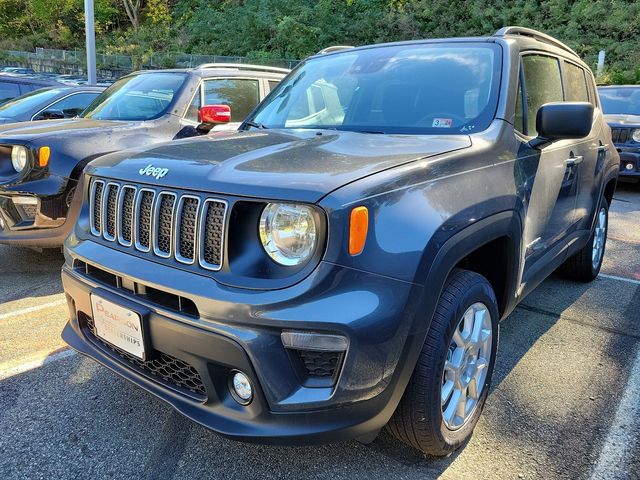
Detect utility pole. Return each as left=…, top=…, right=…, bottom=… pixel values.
left=84, top=0, right=97, bottom=84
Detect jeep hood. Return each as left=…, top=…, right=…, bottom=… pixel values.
left=604, top=114, right=640, bottom=126
left=87, top=129, right=472, bottom=203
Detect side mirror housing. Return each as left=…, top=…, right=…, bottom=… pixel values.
left=529, top=102, right=594, bottom=149
left=198, top=105, right=231, bottom=124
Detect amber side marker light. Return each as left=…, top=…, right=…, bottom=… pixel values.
left=349, top=206, right=369, bottom=256
left=38, top=146, right=51, bottom=167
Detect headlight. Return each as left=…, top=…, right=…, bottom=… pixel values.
left=632, top=129, right=640, bottom=143
left=11, top=146, right=28, bottom=172
left=259, top=203, right=317, bottom=266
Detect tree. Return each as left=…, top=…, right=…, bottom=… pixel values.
left=121, top=0, right=142, bottom=29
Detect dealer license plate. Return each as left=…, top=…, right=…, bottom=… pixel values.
left=90, top=294, right=145, bottom=360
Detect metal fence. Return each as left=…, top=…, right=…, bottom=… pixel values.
left=0, top=48, right=299, bottom=79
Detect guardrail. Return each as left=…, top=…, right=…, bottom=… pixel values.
left=0, top=48, right=299, bottom=79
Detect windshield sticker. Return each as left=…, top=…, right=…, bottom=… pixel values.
left=432, top=118, right=452, bottom=128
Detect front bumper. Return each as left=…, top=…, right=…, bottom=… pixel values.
left=615, top=148, right=640, bottom=179
left=0, top=176, right=80, bottom=247
left=61, top=240, right=423, bottom=445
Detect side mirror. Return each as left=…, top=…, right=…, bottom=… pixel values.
left=37, top=109, right=65, bottom=120
left=529, top=102, right=594, bottom=149
left=198, top=105, right=231, bottom=125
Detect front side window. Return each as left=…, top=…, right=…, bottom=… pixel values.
left=46, top=92, right=100, bottom=118
left=248, top=43, right=501, bottom=134
left=185, top=78, right=260, bottom=123
left=0, top=81, right=21, bottom=104
left=599, top=87, right=640, bottom=115
left=521, top=55, right=563, bottom=136
left=564, top=62, right=589, bottom=103
left=82, top=73, right=187, bottom=121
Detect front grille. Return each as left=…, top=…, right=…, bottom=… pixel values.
left=89, top=178, right=227, bottom=270
left=83, top=313, right=206, bottom=399
left=611, top=127, right=633, bottom=144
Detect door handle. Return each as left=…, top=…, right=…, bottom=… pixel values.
left=598, top=145, right=608, bottom=153
left=566, top=156, right=583, bottom=166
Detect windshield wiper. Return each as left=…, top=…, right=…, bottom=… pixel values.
left=244, top=121, right=268, bottom=130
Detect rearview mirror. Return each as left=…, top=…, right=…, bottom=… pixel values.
left=198, top=105, right=231, bottom=124
left=529, top=102, right=594, bottom=149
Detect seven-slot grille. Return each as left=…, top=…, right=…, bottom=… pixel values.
left=89, top=178, right=227, bottom=270
left=611, top=127, right=633, bottom=144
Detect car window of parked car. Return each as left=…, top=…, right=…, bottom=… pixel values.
left=43, top=92, right=101, bottom=118
left=0, top=87, right=62, bottom=117
left=520, top=55, right=563, bottom=136
left=598, top=87, right=640, bottom=115
left=248, top=43, right=502, bottom=135
left=205, top=78, right=260, bottom=123
left=563, top=62, right=589, bottom=103
left=268, top=80, right=280, bottom=92
left=0, top=81, right=22, bottom=104
left=82, top=73, right=187, bottom=121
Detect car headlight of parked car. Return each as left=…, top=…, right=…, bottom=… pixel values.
left=259, top=203, right=318, bottom=266
left=11, top=145, right=28, bottom=172
left=632, top=129, right=640, bottom=143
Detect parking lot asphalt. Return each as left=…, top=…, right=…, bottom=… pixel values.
left=0, top=184, right=639, bottom=480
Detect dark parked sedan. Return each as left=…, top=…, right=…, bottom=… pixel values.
left=0, top=86, right=103, bottom=124
left=0, top=74, right=61, bottom=104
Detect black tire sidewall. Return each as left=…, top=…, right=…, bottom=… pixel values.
left=428, top=274, right=500, bottom=450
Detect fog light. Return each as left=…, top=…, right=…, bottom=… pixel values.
left=231, top=371, right=253, bottom=404
left=625, top=163, right=635, bottom=171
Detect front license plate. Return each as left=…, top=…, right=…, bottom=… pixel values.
left=90, top=294, right=145, bottom=360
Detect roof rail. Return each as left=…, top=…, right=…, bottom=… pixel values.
left=494, top=26, right=578, bottom=57
left=316, top=46, right=355, bottom=55
left=194, top=63, right=291, bottom=74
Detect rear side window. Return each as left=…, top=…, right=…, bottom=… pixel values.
left=520, top=55, right=563, bottom=136
left=564, top=62, right=589, bottom=103
left=0, top=81, right=21, bottom=104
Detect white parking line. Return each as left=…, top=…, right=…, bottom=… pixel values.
left=598, top=273, right=640, bottom=286
left=0, top=298, right=66, bottom=320
left=590, top=345, right=640, bottom=480
left=0, top=348, right=76, bottom=381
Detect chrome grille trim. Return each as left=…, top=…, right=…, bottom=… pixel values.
left=102, top=182, right=120, bottom=242
left=134, top=188, right=156, bottom=253
left=174, top=195, right=201, bottom=265
left=198, top=198, right=228, bottom=271
left=89, top=178, right=227, bottom=271
left=152, top=191, right=177, bottom=259
left=117, top=185, right=137, bottom=247
left=89, top=179, right=105, bottom=236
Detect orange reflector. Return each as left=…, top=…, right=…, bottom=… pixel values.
left=38, top=146, right=50, bottom=167
left=349, top=206, right=369, bottom=256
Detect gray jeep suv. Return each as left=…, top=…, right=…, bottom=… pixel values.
left=61, top=27, right=619, bottom=456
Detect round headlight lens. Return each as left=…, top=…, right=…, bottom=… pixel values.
left=259, top=203, right=317, bottom=266
left=632, top=129, right=640, bottom=143
left=11, top=146, right=28, bottom=172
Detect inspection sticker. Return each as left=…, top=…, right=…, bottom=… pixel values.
left=432, top=118, right=453, bottom=128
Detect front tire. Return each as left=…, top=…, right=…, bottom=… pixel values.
left=387, top=268, right=499, bottom=456
left=561, top=198, right=609, bottom=282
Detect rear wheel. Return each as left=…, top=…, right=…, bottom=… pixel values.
left=561, top=198, right=609, bottom=282
left=387, top=269, right=499, bottom=456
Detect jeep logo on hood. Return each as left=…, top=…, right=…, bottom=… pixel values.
left=139, top=164, right=169, bottom=180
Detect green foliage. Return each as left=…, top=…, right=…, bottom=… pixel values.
left=0, top=0, right=639, bottom=82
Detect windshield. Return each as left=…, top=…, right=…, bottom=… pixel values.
left=82, top=72, right=187, bottom=121
left=0, top=87, right=63, bottom=117
left=248, top=43, right=501, bottom=134
left=599, top=87, right=640, bottom=116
